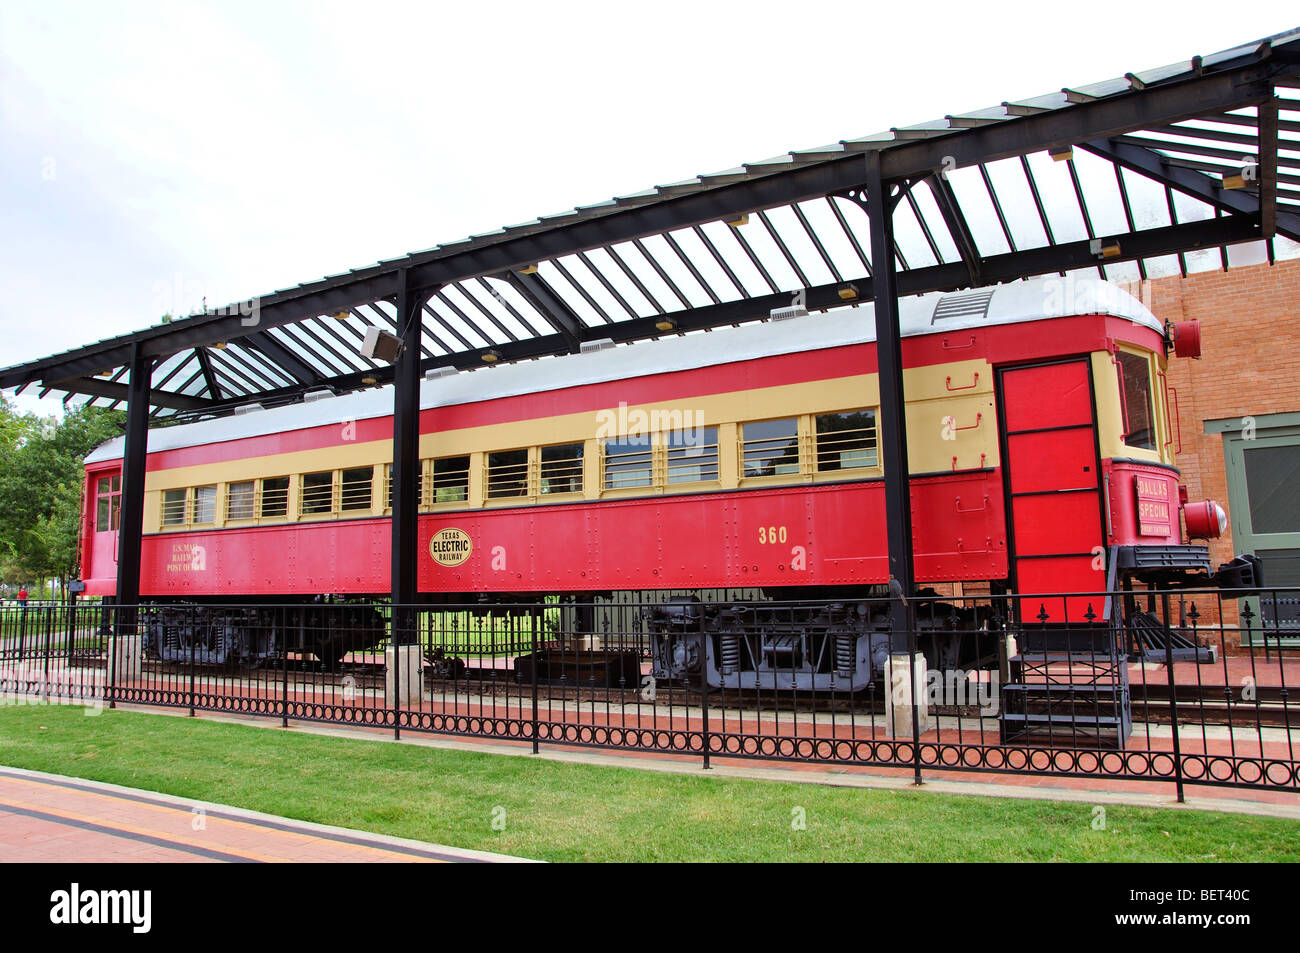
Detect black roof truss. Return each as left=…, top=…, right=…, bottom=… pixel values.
left=2, top=32, right=1297, bottom=416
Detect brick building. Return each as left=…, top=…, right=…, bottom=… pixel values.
left=1141, top=256, right=1300, bottom=646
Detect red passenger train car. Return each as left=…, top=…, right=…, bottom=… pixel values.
left=79, top=276, right=1243, bottom=685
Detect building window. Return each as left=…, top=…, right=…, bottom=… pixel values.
left=162, top=489, right=187, bottom=526
left=604, top=437, right=654, bottom=489
left=430, top=455, right=470, bottom=504
left=227, top=481, right=255, bottom=520
left=742, top=418, right=800, bottom=478
left=300, top=471, right=334, bottom=515
left=1117, top=350, right=1155, bottom=451
left=340, top=467, right=374, bottom=511
left=95, top=475, right=121, bottom=532
left=191, top=485, right=217, bottom=524
left=1244, top=444, right=1300, bottom=535
left=487, top=449, right=529, bottom=499
left=260, top=477, right=290, bottom=518
left=540, top=443, right=584, bottom=495
left=1210, top=413, right=1300, bottom=639
left=665, top=427, right=719, bottom=485
left=816, top=410, right=878, bottom=472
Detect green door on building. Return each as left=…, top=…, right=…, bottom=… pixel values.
left=1207, top=412, right=1300, bottom=645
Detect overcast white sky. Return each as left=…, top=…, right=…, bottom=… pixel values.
left=2, top=0, right=1297, bottom=416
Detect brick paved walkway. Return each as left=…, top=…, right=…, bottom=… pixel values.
left=0, top=767, right=532, bottom=863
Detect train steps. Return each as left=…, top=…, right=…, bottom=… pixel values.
left=999, top=651, right=1133, bottom=749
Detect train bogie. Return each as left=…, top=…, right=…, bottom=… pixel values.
left=144, top=606, right=266, bottom=666
left=647, top=597, right=886, bottom=692
left=140, top=602, right=388, bottom=668
left=646, top=595, right=1001, bottom=693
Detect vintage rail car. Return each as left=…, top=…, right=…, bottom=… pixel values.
left=79, top=276, right=1246, bottom=685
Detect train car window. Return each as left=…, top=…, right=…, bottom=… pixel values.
left=816, top=410, right=878, bottom=471
left=161, top=489, right=187, bottom=527
left=260, top=477, right=289, bottom=518
left=191, top=485, right=217, bottom=524
left=430, top=456, right=469, bottom=503
left=742, top=419, right=800, bottom=477
left=227, top=481, right=255, bottom=520
left=665, top=427, right=719, bottom=485
left=488, top=450, right=529, bottom=499
left=96, top=475, right=121, bottom=532
left=384, top=464, right=426, bottom=509
left=340, top=467, right=374, bottom=511
left=604, top=437, right=654, bottom=489
left=1117, top=350, right=1156, bottom=451
left=540, top=443, right=584, bottom=495
left=300, top=471, right=334, bottom=515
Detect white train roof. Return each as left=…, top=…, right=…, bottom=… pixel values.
left=85, top=276, right=1160, bottom=464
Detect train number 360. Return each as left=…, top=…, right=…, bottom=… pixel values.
left=758, top=525, right=788, bottom=544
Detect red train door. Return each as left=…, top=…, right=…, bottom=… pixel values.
left=997, top=359, right=1107, bottom=622
left=86, top=470, right=122, bottom=592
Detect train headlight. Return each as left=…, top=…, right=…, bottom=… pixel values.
left=1184, top=499, right=1227, bottom=540
left=1169, top=319, right=1202, bottom=359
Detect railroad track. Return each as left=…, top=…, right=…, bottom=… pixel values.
left=46, top=655, right=1300, bottom=729
left=1131, top=685, right=1295, bottom=728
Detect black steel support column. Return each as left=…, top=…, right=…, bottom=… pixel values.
left=1259, top=96, right=1279, bottom=240
left=389, top=270, right=424, bottom=739
left=114, top=343, right=153, bottom=620
left=390, top=269, right=424, bottom=627
left=866, top=156, right=923, bottom=785
left=390, top=270, right=422, bottom=612
left=864, top=154, right=916, bottom=652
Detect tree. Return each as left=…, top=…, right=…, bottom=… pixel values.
left=0, top=403, right=126, bottom=595
left=0, top=393, right=35, bottom=459
left=0, top=395, right=39, bottom=593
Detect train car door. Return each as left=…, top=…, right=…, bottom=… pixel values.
left=997, top=359, right=1107, bottom=621
left=87, top=470, right=122, bottom=589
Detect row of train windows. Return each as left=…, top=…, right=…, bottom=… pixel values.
left=454, top=410, right=877, bottom=498
left=161, top=467, right=452, bottom=526
left=154, top=410, right=878, bottom=528
left=485, top=443, right=583, bottom=498
left=599, top=411, right=877, bottom=489
left=162, top=478, right=289, bottom=525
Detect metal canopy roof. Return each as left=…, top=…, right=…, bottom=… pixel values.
left=4, top=28, right=1300, bottom=418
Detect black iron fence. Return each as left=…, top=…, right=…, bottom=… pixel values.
left=1, top=587, right=1296, bottom=798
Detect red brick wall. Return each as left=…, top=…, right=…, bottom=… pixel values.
left=1128, top=257, right=1300, bottom=650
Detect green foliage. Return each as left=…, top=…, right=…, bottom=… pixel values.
left=0, top=394, right=35, bottom=459
left=0, top=402, right=125, bottom=587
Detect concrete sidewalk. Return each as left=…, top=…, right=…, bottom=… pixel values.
left=0, top=766, right=536, bottom=863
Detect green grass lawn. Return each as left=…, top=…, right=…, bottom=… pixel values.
left=0, top=705, right=1296, bottom=862
left=2, top=635, right=103, bottom=652
left=0, top=606, right=52, bottom=627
